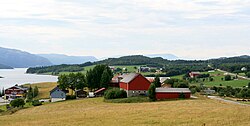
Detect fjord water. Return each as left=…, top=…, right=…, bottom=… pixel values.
left=0, top=68, right=58, bottom=89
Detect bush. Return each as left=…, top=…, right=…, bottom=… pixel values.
left=179, top=92, right=185, bottom=99
left=10, top=99, right=25, bottom=108
left=104, top=88, right=127, bottom=99
left=190, top=88, right=197, bottom=94
left=225, top=75, right=231, bottom=81
left=104, top=97, right=149, bottom=103
left=32, top=100, right=42, bottom=106
left=66, top=95, right=76, bottom=100
left=148, top=84, right=156, bottom=101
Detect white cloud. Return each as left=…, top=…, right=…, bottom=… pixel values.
left=0, top=0, right=249, bottom=59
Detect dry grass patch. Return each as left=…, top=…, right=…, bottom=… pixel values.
left=23, top=82, right=57, bottom=99
left=0, top=97, right=249, bottom=126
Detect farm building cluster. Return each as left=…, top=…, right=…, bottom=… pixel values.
left=50, top=73, right=191, bottom=102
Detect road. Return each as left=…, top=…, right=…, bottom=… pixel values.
left=216, top=69, right=250, bottom=80
left=0, top=97, right=9, bottom=106
left=208, top=96, right=250, bottom=106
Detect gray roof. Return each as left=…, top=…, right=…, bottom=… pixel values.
left=156, top=88, right=191, bottom=93
left=50, top=86, right=66, bottom=94
left=120, top=73, right=140, bottom=83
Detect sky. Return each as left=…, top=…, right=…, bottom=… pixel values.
left=0, top=0, right=250, bottom=59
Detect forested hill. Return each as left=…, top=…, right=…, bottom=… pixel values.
left=0, top=64, right=13, bottom=69
left=209, top=55, right=250, bottom=64
left=95, top=55, right=208, bottom=66
left=95, top=55, right=168, bottom=66
left=26, top=55, right=250, bottom=74
left=208, top=55, right=250, bottom=73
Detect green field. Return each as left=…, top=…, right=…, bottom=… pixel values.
left=170, top=70, right=250, bottom=88
left=190, top=71, right=249, bottom=88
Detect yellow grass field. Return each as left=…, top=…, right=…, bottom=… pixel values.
left=23, top=82, right=57, bottom=99
left=0, top=97, right=249, bottom=126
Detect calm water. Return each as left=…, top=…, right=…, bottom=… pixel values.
left=0, top=68, right=58, bottom=89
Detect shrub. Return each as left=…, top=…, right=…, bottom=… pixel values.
left=148, top=84, right=156, bottom=101
left=104, top=88, right=127, bottom=99
left=32, top=100, right=42, bottom=106
left=105, top=97, right=149, bottom=103
left=225, top=75, right=231, bottom=81
left=190, top=88, right=197, bottom=94
left=66, top=95, right=76, bottom=100
left=179, top=92, right=185, bottom=99
left=10, top=99, right=25, bottom=108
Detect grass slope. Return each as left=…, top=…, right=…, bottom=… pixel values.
left=23, top=82, right=58, bottom=99
left=0, top=97, right=249, bottom=126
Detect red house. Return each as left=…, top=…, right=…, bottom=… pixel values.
left=189, top=72, right=201, bottom=78
left=119, top=73, right=151, bottom=97
left=155, top=88, right=191, bottom=100
left=4, top=85, right=27, bottom=100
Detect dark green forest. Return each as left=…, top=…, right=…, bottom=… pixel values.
left=26, top=55, right=250, bottom=77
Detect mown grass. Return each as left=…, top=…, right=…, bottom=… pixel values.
left=0, top=97, right=249, bottom=126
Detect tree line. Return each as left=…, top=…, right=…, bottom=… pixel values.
left=58, top=65, right=113, bottom=93
left=26, top=62, right=93, bottom=74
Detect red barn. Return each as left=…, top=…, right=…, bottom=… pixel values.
left=156, top=88, right=191, bottom=100
left=4, top=85, right=27, bottom=100
left=189, top=72, right=201, bottom=78
left=119, top=73, right=151, bottom=97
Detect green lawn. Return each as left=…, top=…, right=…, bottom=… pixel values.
left=169, top=70, right=249, bottom=88
left=190, top=70, right=249, bottom=88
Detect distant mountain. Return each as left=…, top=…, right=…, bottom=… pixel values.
left=0, top=47, right=52, bottom=68
left=146, top=53, right=179, bottom=60
left=0, top=63, right=13, bottom=69
left=38, top=54, right=98, bottom=65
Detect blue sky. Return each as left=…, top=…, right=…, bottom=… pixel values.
left=0, top=0, right=249, bottom=59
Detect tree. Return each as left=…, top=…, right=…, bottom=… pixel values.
left=100, top=69, right=112, bottom=88
left=58, top=74, right=69, bottom=90
left=246, top=72, right=250, bottom=78
left=154, top=76, right=161, bottom=87
left=179, top=92, right=185, bottom=99
left=86, top=65, right=113, bottom=90
left=225, top=75, right=231, bottom=81
left=75, top=72, right=86, bottom=90
left=10, top=99, right=25, bottom=108
left=148, top=84, right=156, bottom=101
left=33, top=86, right=39, bottom=97
left=248, top=82, right=250, bottom=89
left=26, top=86, right=33, bottom=102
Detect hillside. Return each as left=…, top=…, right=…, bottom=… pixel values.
left=26, top=55, right=250, bottom=76
left=96, top=55, right=168, bottom=66
left=0, top=97, right=249, bottom=126
left=0, top=47, right=52, bottom=68
left=38, top=54, right=98, bottom=65
left=0, top=63, right=13, bottom=69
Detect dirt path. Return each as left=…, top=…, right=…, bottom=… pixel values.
left=208, top=96, right=250, bottom=106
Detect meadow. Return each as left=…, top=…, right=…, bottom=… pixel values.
left=23, top=82, right=58, bottom=99
left=0, top=96, right=249, bottom=126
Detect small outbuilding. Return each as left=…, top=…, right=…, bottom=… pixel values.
left=75, top=89, right=87, bottom=98
left=94, top=88, right=106, bottom=97
left=50, top=86, right=66, bottom=102
left=155, top=88, right=191, bottom=100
